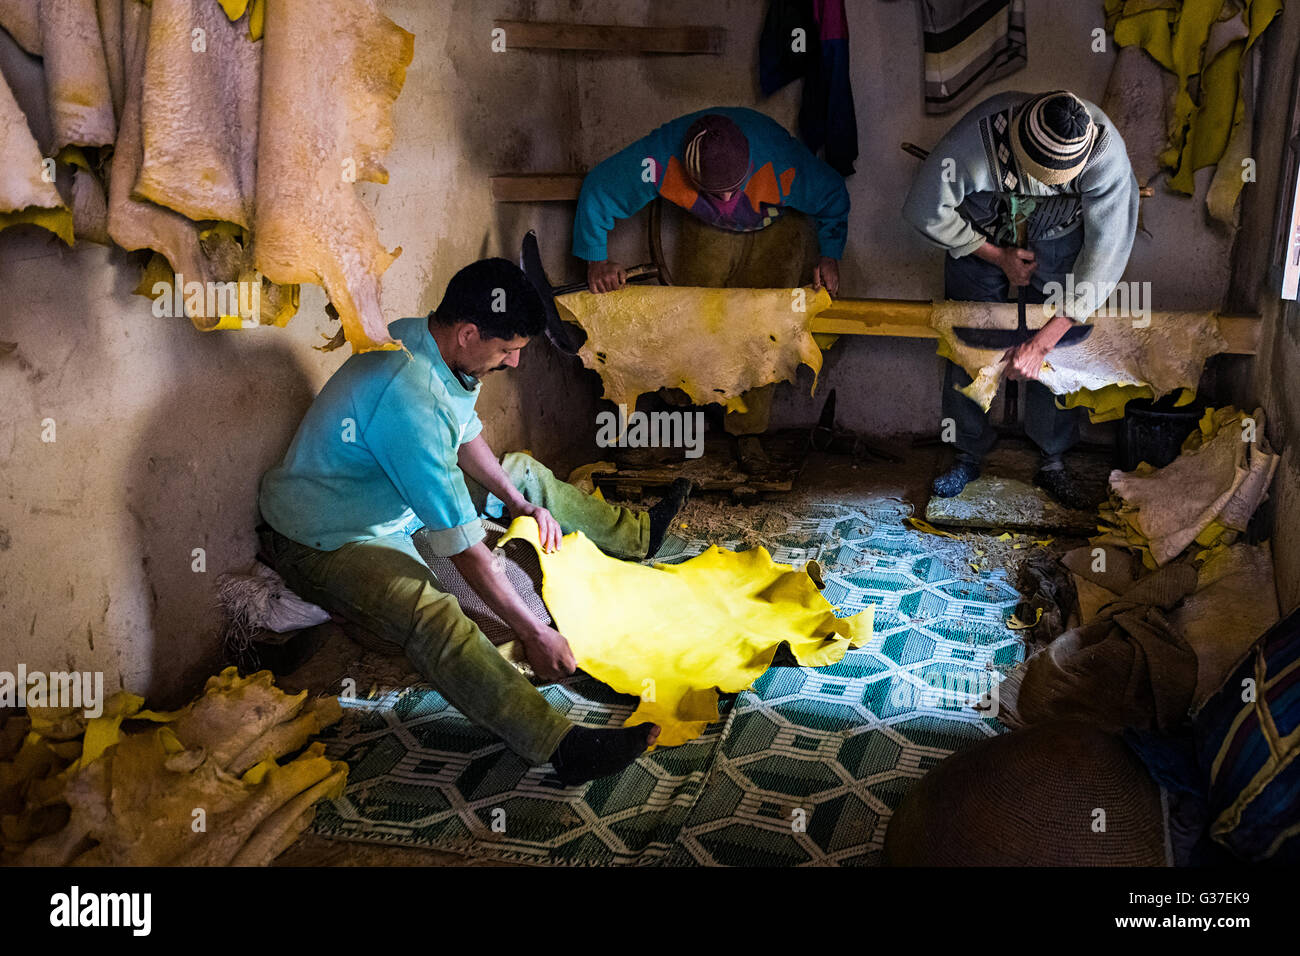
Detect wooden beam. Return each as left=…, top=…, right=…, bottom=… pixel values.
left=490, top=173, right=584, bottom=203
left=494, top=20, right=724, bottom=54
left=810, top=299, right=1261, bottom=355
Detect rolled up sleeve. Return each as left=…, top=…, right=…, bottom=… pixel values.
left=460, top=410, right=484, bottom=445
left=421, top=518, right=486, bottom=557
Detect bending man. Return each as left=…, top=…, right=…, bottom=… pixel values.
left=258, top=259, right=691, bottom=784
left=903, top=90, right=1139, bottom=509
left=574, top=107, right=850, bottom=471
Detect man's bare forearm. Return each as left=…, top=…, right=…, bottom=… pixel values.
left=457, top=435, right=526, bottom=511
left=1035, top=312, right=1076, bottom=349
left=449, top=541, right=544, bottom=641
left=971, top=240, right=1002, bottom=264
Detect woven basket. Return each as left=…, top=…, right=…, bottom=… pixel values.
left=883, top=721, right=1167, bottom=866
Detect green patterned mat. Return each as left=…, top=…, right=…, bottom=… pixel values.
left=311, top=500, right=1022, bottom=865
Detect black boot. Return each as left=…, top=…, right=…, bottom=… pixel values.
left=551, top=723, right=659, bottom=786
left=735, top=435, right=771, bottom=475
left=932, top=459, right=981, bottom=498
left=646, top=478, right=694, bottom=557
left=1034, top=464, right=1095, bottom=512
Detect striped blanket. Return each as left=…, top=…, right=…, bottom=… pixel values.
left=920, top=0, right=1027, bottom=115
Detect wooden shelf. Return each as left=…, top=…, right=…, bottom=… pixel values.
left=493, top=20, right=724, bottom=54
left=490, top=173, right=585, bottom=203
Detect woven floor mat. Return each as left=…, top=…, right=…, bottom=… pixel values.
left=311, top=499, right=1023, bottom=865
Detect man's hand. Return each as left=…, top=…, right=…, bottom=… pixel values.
left=587, top=260, right=627, bottom=294
left=519, top=623, right=577, bottom=682
left=997, top=247, right=1038, bottom=287
left=812, top=257, right=840, bottom=296
left=1001, top=336, right=1053, bottom=381
left=510, top=501, right=563, bottom=553
left=1001, top=315, right=1076, bottom=381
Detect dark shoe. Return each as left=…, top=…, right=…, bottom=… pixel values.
left=932, top=460, right=981, bottom=498
left=646, top=478, right=694, bottom=557
left=735, top=435, right=771, bottom=475
left=1034, top=466, right=1095, bottom=511
left=551, top=723, right=659, bottom=786
left=228, top=622, right=331, bottom=677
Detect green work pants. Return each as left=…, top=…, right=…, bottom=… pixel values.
left=258, top=452, right=648, bottom=766
left=671, top=209, right=818, bottom=436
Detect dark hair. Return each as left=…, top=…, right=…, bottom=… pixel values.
left=430, top=257, right=546, bottom=340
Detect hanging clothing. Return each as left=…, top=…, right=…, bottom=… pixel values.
left=919, top=0, right=1028, bottom=115
left=758, top=0, right=858, bottom=177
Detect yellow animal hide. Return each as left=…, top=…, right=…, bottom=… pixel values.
left=0, top=0, right=42, bottom=54
left=499, top=516, right=872, bottom=748
left=556, top=285, right=832, bottom=413
left=0, top=75, right=73, bottom=244
left=5, top=668, right=346, bottom=866
left=136, top=0, right=260, bottom=229
left=39, top=0, right=117, bottom=150
left=1106, top=0, right=1281, bottom=223
left=252, top=0, right=414, bottom=353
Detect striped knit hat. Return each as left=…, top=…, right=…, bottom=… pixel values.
left=682, top=114, right=750, bottom=193
left=1011, top=91, right=1097, bottom=186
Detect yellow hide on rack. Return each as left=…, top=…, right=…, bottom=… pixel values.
left=556, top=285, right=832, bottom=414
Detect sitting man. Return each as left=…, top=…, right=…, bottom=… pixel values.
left=903, top=89, right=1139, bottom=510
left=573, top=107, right=850, bottom=472
left=257, top=258, right=691, bottom=785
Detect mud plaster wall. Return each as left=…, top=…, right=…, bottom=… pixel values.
left=0, top=0, right=600, bottom=704
left=575, top=0, right=1234, bottom=439
left=1231, top=1, right=1300, bottom=614
left=0, top=0, right=1256, bottom=701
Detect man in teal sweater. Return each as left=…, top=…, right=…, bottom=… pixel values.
left=902, top=90, right=1139, bottom=509
left=258, top=259, right=691, bottom=785
left=573, top=107, right=851, bottom=470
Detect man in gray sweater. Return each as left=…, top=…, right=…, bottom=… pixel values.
left=902, top=90, right=1139, bottom=509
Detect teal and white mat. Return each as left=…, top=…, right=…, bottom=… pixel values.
left=311, top=500, right=1022, bottom=865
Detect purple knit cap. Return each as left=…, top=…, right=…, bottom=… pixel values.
left=682, top=115, right=750, bottom=193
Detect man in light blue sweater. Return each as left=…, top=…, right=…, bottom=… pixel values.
left=902, top=90, right=1139, bottom=509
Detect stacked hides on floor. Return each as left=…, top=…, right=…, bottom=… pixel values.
left=3, top=668, right=345, bottom=866
left=1096, top=406, right=1279, bottom=568
left=995, top=406, right=1280, bottom=734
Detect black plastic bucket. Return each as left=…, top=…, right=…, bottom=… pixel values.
left=1117, top=396, right=1205, bottom=472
